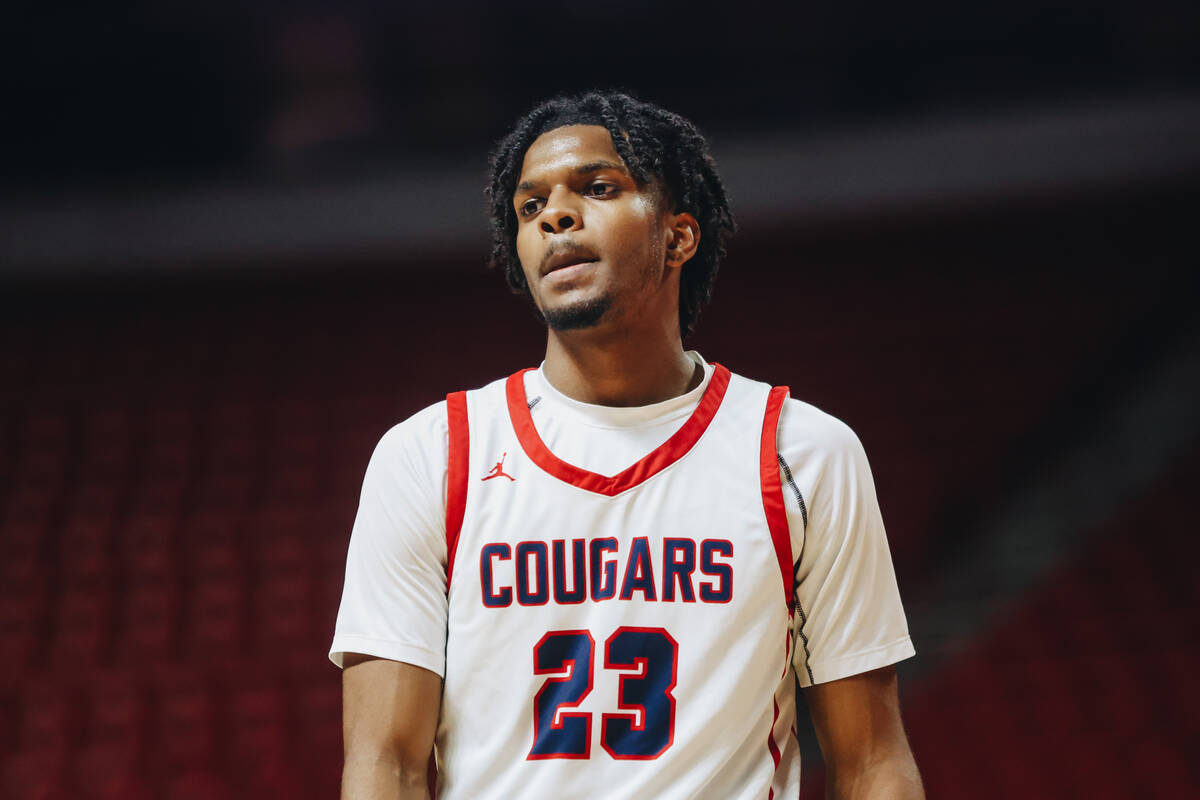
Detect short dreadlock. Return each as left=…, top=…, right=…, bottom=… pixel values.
left=485, top=91, right=735, bottom=337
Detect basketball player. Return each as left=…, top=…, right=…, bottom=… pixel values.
left=331, top=91, right=923, bottom=799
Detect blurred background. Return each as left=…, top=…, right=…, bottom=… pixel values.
left=2, top=1, right=1199, bottom=797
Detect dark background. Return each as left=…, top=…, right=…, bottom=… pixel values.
left=2, top=2, right=1199, bottom=798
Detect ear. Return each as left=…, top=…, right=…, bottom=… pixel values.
left=664, top=212, right=701, bottom=270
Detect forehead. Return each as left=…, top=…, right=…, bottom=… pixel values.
left=517, top=124, right=624, bottom=184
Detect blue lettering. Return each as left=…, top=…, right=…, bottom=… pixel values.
left=516, top=541, right=549, bottom=605
left=590, top=537, right=618, bottom=601
left=552, top=539, right=587, bottom=604
left=699, top=540, right=733, bottom=602
left=480, top=543, right=512, bottom=607
left=619, top=537, right=657, bottom=601
left=661, top=539, right=696, bottom=602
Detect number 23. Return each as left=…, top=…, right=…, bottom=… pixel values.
left=528, top=627, right=678, bottom=760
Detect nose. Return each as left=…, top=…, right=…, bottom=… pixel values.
left=539, top=187, right=583, bottom=235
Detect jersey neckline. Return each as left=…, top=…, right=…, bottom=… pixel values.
left=505, top=363, right=732, bottom=496
left=527, top=351, right=715, bottom=431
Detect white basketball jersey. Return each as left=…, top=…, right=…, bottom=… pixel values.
left=436, top=364, right=801, bottom=799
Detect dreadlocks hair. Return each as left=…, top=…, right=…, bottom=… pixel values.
left=485, top=90, right=735, bottom=338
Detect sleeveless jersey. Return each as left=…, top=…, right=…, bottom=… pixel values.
left=435, top=364, right=802, bottom=799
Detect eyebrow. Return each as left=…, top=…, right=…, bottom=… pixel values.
left=516, top=160, right=630, bottom=193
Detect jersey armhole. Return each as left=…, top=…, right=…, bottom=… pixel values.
left=445, top=391, right=469, bottom=585
left=760, top=386, right=794, bottom=613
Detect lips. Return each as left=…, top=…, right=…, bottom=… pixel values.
left=540, top=245, right=599, bottom=277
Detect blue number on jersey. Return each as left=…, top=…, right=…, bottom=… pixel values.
left=601, top=627, right=678, bottom=759
left=528, top=630, right=594, bottom=759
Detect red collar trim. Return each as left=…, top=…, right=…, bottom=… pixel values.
left=505, top=364, right=732, bottom=496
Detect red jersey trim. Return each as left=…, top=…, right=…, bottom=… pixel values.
left=766, top=697, right=782, bottom=800
left=445, top=390, right=470, bottom=584
left=760, top=385, right=794, bottom=612
left=505, top=364, right=733, bottom=497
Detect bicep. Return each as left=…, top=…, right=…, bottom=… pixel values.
left=342, top=654, right=442, bottom=776
left=803, top=665, right=911, bottom=774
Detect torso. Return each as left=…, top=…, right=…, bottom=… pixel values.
left=436, top=365, right=801, bottom=800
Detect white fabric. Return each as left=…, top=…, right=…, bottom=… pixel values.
left=332, top=353, right=912, bottom=683
left=329, top=353, right=915, bottom=796
left=439, top=369, right=794, bottom=798
left=519, top=355, right=716, bottom=477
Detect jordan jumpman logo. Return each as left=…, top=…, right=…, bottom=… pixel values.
left=482, top=452, right=515, bottom=482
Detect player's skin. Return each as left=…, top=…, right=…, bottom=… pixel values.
left=341, top=124, right=924, bottom=799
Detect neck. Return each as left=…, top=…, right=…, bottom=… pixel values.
left=541, top=319, right=701, bottom=407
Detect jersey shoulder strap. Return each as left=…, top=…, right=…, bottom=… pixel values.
left=759, top=385, right=794, bottom=612
left=445, top=390, right=470, bottom=583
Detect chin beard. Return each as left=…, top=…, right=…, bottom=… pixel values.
left=539, top=296, right=613, bottom=331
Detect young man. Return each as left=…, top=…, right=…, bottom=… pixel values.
left=331, top=91, right=923, bottom=799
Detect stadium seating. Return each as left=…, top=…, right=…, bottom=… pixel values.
left=900, top=449, right=1200, bottom=799
left=0, top=243, right=1191, bottom=797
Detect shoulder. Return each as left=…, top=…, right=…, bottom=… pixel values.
left=774, top=396, right=877, bottom=506
left=777, top=397, right=865, bottom=461
left=367, top=372, right=515, bottom=472
left=722, top=368, right=865, bottom=461
left=377, top=399, right=448, bottom=449
left=366, top=399, right=449, bottom=478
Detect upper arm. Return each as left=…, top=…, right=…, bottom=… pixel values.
left=778, top=400, right=915, bottom=687
left=342, top=654, right=442, bottom=785
left=333, top=405, right=450, bottom=796
left=804, top=665, right=911, bottom=775
left=780, top=401, right=922, bottom=794
left=330, top=403, right=451, bottom=675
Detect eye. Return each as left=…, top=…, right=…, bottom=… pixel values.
left=518, top=198, right=544, bottom=217
left=584, top=181, right=616, bottom=198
